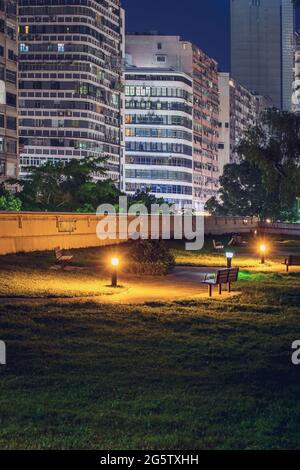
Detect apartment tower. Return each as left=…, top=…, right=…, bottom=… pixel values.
left=218, top=72, right=258, bottom=174
left=124, top=66, right=194, bottom=210
left=125, top=34, right=220, bottom=213
left=0, top=0, right=18, bottom=182
left=18, top=0, right=124, bottom=182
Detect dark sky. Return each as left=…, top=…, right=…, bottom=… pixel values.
left=122, top=0, right=300, bottom=72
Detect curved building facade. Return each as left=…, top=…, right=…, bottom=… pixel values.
left=124, top=69, right=194, bottom=210
left=18, top=0, right=124, bottom=182
left=125, top=34, right=220, bottom=213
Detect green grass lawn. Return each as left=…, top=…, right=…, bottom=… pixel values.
left=1, top=240, right=300, bottom=449
left=0, top=248, right=119, bottom=298
left=1, top=285, right=300, bottom=450
left=171, top=236, right=300, bottom=272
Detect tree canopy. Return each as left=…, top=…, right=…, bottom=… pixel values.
left=206, top=109, right=300, bottom=222
left=11, top=157, right=169, bottom=213
left=0, top=184, right=22, bottom=211
left=13, top=156, right=122, bottom=212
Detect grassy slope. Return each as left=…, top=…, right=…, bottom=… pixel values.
left=171, top=236, right=300, bottom=272
left=0, top=240, right=300, bottom=449
left=0, top=249, right=117, bottom=298
left=1, top=275, right=300, bottom=449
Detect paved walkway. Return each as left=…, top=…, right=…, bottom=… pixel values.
left=1, top=267, right=239, bottom=306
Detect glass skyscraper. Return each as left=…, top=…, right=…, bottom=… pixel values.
left=231, top=0, right=295, bottom=111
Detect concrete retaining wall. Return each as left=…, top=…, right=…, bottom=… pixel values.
left=259, top=222, right=300, bottom=237
left=205, top=216, right=258, bottom=235
left=0, top=212, right=259, bottom=255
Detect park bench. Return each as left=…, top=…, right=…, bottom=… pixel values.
left=283, top=256, right=300, bottom=273
left=202, top=267, right=240, bottom=297
left=228, top=234, right=248, bottom=247
left=213, top=240, right=224, bottom=251
left=55, top=247, right=73, bottom=269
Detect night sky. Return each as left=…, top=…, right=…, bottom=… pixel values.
left=122, top=0, right=300, bottom=72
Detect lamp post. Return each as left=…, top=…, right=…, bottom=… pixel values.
left=259, top=244, right=266, bottom=264
left=225, top=252, right=234, bottom=268
left=111, top=257, right=119, bottom=287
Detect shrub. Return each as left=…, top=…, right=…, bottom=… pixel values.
left=128, top=239, right=175, bottom=275
left=0, top=194, right=22, bottom=211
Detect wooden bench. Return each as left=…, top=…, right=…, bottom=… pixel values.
left=228, top=235, right=248, bottom=247
left=202, top=268, right=240, bottom=297
left=55, top=247, right=73, bottom=269
left=213, top=240, right=224, bottom=251
left=283, top=256, right=300, bottom=272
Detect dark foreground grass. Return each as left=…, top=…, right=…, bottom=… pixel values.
left=1, top=273, right=300, bottom=449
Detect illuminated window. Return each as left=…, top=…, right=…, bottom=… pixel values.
left=20, top=43, right=29, bottom=52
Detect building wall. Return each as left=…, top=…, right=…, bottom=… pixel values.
left=0, top=211, right=259, bottom=256
left=124, top=69, right=194, bottom=210
left=126, top=34, right=220, bottom=213
left=281, top=0, right=296, bottom=111
left=292, top=34, right=300, bottom=112
left=18, top=0, right=124, bottom=182
left=192, top=44, right=219, bottom=212
left=231, top=0, right=295, bottom=111
left=0, top=0, right=18, bottom=182
left=218, top=74, right=230, bottom=175
left=218, top=72, right=258, bottom=174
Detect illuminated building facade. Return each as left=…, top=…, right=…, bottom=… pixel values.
left=0, top=0, right=18, bottom=182
left=218, top=72, right=258, bottom=173
left=18, top=0, right=124, bottom=182
left=125, top=34, right=220, bottom=212
left=124, top=67, right=194, bottom=210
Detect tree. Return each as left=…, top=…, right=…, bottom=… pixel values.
left=0, top=194, right=22, bottom=211
left=13, top=156, right=121, bottom=212
left=237, top=109, right=300, bottom=220
left=207, top=110, right=300, bottom=221
left=16, top=161, right=70, bottom=210
left=0, top=184, right=22, bottom=211
left=205, top=161, right=272, bottom=219
left=76, top=179, right=122, bottom=212
left=128, top=189, right=169, bottom=212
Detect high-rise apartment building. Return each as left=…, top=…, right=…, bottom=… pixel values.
left=292, top=32, right=300, bottom=112
left=18, top=0, right=124, bottom=183
left=231, top=0, right=295, bottom=111
left=124, top=68, right=194, bottom=210
left=0, top=0, right=18, bottom=183
left=126, top=34, right=220, bottom=212
left=218, top=72, right=258, bottom=173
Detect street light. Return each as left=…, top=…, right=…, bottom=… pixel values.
left=111, top=257, right=119, bottom=287
left=259, top=244, right=267, bottom=264
left=225, top=252, right=234, bottom=268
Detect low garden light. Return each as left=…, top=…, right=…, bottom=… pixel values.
left=225, top=252, right=234, bottom=268
left=111, top=257, right=119, bottom=287
left=259, top=244, right=267, bottom=264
